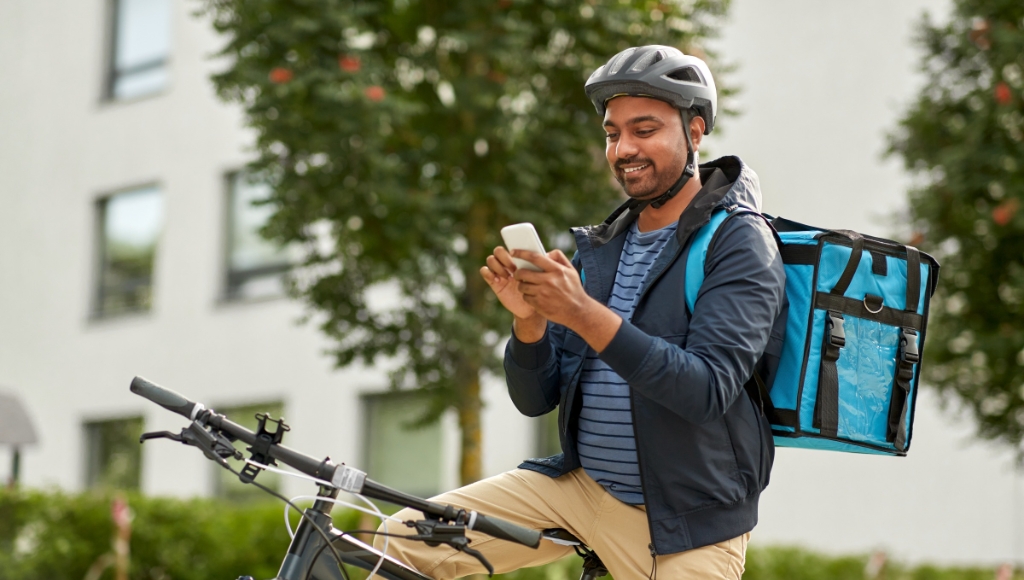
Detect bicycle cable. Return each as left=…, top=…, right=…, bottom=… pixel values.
left=246, top=458, right=395, bottom=580
left=287, top=494, right=394, bottom=580
left=217, top=460, right=351, bottom=580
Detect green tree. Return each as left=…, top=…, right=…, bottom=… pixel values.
left=888, top=2, right=1024, bottom=453
left=203, top=0, right=732, bottom=484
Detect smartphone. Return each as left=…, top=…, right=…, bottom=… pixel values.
left=500, top=223, right=547, bottom=272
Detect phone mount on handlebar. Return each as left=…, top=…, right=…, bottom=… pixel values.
left=239, top=413, right=290, bottom=484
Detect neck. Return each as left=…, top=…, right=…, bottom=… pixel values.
left=636, top=169, right=702, bottom=232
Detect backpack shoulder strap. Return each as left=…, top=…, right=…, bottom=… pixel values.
left=684, top=207, right=737, bottom=314
left=684, top=207, right=779, bottom=314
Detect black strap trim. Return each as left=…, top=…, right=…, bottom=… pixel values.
left=744, top=372, right=798, bottom=429
left=780, top=244, right=817, bottom=265
left=905, top=246, right=921, bottom=314
left=813, top=311, right=844, bottom=438
left=886, top=327, right=920, bottom=452
left=829, top=232, right=864, bottom=296
left=771, top=430, right=908, bottom=456
left=814, top=293, right=923, bottom=329
left=870, top=251, right=888, bottom=276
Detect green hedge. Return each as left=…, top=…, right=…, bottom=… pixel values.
left=0, top=489, right=1015, bottom=580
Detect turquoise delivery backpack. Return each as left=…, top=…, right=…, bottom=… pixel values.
left=686, top=209, right=940, bottom=456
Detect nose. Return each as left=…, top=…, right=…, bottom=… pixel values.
left=614, top=133, right=640, bottom=160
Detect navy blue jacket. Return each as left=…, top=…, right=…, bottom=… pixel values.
left=504, top=157, right=787, bottom=555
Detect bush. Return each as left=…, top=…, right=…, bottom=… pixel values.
left=0, top=488, right=1016, bottom=580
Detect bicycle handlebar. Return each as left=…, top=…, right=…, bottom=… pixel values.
left=130, top=376, right=541, bottom=549
left=468, top=512, right=542, bottom=548
left=131, top=376, right=203, bottom=420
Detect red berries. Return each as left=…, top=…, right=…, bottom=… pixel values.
left=995, top=82, right=1012, bottom=105
left=269, top=67, right=293, bottom=84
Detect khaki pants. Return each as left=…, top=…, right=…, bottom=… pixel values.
left=374, top=468, right=748, bottom=579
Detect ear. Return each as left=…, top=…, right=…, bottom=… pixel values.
left=690, top=116, right=706, bottom=151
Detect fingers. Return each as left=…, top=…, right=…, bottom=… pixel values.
left=511, top=250, right=559, bottom=273
left=485, top=251, right=515, bottom=280
left=493, top=246, right=517, bottom=270
left=479, top=266, right=499, bottom=286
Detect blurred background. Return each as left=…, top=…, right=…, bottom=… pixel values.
left=1, top=0, right=1022, bottom=574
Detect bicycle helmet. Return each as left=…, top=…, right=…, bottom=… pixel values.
left=585, top=46, right=718, bottom=210
left=585, top=45, right=717, bottom=133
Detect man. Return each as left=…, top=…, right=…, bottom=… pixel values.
left=379, top=45, right=786, bottom=579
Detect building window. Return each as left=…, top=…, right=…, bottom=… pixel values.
left=94, top=185, right=163, bottom=318
left=85, top=417, right=144, bottom=490
left=107, top=0, right=171, bottom=100
left=362, top=393, right=443, bottom=498
left=212, top=402, right=284, bottom=501
left=225, top=172, right=296, bottom=301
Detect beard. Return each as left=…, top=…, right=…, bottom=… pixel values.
left=613, top=150, right=689, bottom=201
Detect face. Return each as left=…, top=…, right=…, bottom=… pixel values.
left=603, top=96, right=692, bottom=201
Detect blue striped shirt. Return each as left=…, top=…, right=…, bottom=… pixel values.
left=578, top=220, right=678, bottom=505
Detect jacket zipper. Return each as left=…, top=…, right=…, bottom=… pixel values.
left=625, top=215, right=714, bottom=556
left=629, top=387, right=658, bottom=556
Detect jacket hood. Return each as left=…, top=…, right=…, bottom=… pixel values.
left=705, top=155, right=762, bottom=212
left=582, top=155, right=763, bottom=248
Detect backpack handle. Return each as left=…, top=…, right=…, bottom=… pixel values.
left=828, top=230, right=865, bottom=296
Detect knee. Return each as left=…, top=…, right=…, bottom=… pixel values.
left=372, top=507, right=419, bottom=550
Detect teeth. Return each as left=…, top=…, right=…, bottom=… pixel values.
left=623, top=165, right=648, bottom=174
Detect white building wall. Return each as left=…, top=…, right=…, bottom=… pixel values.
left=0, top=0, right=1019, bottom=568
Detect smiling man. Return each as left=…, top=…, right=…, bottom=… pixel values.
left=380, top=46, right=786, bottom=579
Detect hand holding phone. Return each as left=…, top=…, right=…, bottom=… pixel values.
left=500, top=223, right=547, bottom=272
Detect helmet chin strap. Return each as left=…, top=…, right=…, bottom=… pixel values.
left=626, top=110, right=698, bottom=214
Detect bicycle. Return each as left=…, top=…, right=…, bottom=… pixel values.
left=130, top=376, right=609, bottom=580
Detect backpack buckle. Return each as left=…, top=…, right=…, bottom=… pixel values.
left=900, top=328, right=920, bottom=364
left=826, top=312, right=846, bottom=348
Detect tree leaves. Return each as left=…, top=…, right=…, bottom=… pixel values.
left=202, top=0, right=733, bottom=480
left=889, top=1, right=1024, bottom=454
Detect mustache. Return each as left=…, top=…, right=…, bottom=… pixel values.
left=615, top=157, right=654, bottom=171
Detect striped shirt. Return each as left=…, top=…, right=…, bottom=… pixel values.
left=578, top=220, right=678, bottom=505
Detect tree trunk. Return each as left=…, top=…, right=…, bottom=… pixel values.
left=456, top=201, right=492, bottom=485
left=457, top=366, right=483, bottom=485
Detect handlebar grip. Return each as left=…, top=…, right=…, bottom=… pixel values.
left=130, top=376, right=200, bottom=420
left=469, top=512, right=541, bottom=548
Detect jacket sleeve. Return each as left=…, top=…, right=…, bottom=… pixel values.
left=597, top=214, right=786, bottom=424
left=504, top=322, right=567, bottom=417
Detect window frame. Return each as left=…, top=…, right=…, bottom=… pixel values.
left=83, top=415, right=145, bottom=491
left=360, top=391, right=444, bottom=499
left=91, top=183, right=163, bottom=320
left=221, top=170, right=294, bottom=303
left=103, top=0, right=172, bottom=102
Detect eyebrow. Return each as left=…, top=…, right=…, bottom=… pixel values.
left=603, top=115, right=665, bottom=128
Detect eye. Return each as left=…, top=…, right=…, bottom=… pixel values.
left=605, top=132, right=619, bottom=140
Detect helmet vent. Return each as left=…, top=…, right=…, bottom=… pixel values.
left=629, top=49, right=665, bottom=73
left=607, top=47, right=638, bottom=75
left=665, top=66, right=703, bottom=84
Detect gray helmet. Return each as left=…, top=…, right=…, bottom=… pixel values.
left=585, top=45, right=717, bottom=134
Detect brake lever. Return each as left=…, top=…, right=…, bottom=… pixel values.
left=140, top=430, right=184, bottom=443
left=459, top=545, right=494, bottom=577
left=406, top=520, right=495, bottom=576
left=182, top=422, right=243, bottom=464
left=140, top=423, right=241, bottom=465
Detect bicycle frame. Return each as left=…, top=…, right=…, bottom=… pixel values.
left=278, top=487, right=430, bottom=580
left=129, top=376, right=539, bottom=580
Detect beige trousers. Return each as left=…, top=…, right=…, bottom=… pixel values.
left=373, top=468, right=748, bottom=579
